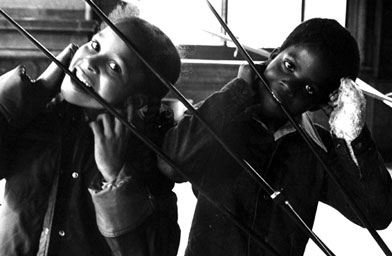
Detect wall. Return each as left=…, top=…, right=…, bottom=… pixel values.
left=347, top=0, right=392, bottom=161
left=0, top=0, right=83, bottom=8
left=0, top=1, right=97, bottom=78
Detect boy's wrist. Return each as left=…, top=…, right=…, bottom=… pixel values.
left=101, top=174, right=117, bottom=183
left=100, top=175, right=131, bottom=190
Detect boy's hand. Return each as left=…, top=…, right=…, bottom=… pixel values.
left=237, top=64, right=257, bottom=86
left=35, top=43, right=78, bottom=93
left=237, top=63, right=265, bottom=87
left=89, top=104, right=134, bottom=183
left=0, top=44, right=78, bottom=127
left=326, top=78, right=366, bottom=142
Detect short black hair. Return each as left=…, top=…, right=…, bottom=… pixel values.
left=116, top=17, right=181, bottom=100
left=102, top=4, right=181, bottom=101
left=280, top=18, right=360, bottom=101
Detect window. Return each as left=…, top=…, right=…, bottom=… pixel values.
left=135, top=0, right=223, bottom=46
left=129, top=2, right=391, bottom=256
left=135, top=0, right=346, bottom=51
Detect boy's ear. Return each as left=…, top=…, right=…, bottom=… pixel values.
left=269, top=47, right=281, bottom=60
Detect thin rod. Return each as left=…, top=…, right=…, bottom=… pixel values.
left=204, top=1, right=392, bottom=255
left=85, top=1, right=335, bottom=255
left=301, top=0, right=306, bottom=22
left=84, top=0, right=277, bottom=201
left=0, top=8, right=281, bottom=256
left=220, top=0, right=228, bottom=46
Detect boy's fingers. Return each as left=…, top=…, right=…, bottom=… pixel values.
left=113, top=104, right=133, bottom=135
left=237, top=64, right=255, bottom=85
left=237, top=64, right=264, bottom=86
left=321, top=104, right=334, bottom=117
left=126, top=103, right=134, bottom=123
left=89, top=120, right=103, bottom=139
left=101, top=113, right=115, bottom=137
left=37, top=43, right=78, bottom=91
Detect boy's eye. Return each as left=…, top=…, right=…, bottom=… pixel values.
left=90, top=40, right=100, bottom=52
left=108, top=61, right=121, bottom=73
left=284, top=60, right=295, bottom=71
left=305, top=84, right=315, bottom=95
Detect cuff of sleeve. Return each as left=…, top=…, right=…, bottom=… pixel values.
left=89, top=172, right=154, bottom=237
left=0, top=66, right=55, bottom=128
left=332, top=125, right=375, bottom=177
left=332, top=136, right=361, bottom=171
left=350, top=125, right=375, bottom=154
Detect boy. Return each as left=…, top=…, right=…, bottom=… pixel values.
left=160, top=18, right=392, bottom=255
left=0, top=7, right=181, bottom=256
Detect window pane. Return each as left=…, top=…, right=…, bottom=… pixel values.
left=228, top=0, right=303, bottom=49
left=134, top=0, right=346, bottom=50
left=136, top=0, right=224, bottom=45
left=305, top=0, right=347, bottom=26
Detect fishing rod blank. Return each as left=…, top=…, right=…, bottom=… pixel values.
left=84, top=1, right=337, bottom=255
left=203, top=1, right=392, bottom=255
left=0, top=7, right=283, bottom=256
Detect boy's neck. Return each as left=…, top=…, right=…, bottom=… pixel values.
left=261, top=116, right=288, bottom=133
left=83, top=108, right=106, bottom=121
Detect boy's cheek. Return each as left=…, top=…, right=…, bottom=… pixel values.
left=68, top=46, right=87, bottom=69
left=258, top=92, right=285, bottom=117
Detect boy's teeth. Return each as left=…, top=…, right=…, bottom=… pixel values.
left=75, top=71, right=92, bottom=87
left=83, top=81, right=92, bottom=88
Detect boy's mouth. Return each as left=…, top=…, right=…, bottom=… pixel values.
left=72, top=67, right=93, bottom=89
left=274, top=82, right=294, bottom=103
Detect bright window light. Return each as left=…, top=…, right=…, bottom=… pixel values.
left=228, top=0, right=302, bottom=49
left=135, top=0, right=224, bottom=45
left=304, top=0, right=347, bottom=26
left=135, top=0, right=347, bottom=51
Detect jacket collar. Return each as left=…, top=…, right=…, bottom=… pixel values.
left=273, top=112, right=327, bottom=152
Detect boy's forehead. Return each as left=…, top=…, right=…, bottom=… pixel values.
left=94, top=26, right=144, bottom=71
left=96, top=28, right=131, bottom=54
left=281, top=45, right=328, bottom=75
left=281, top=45, right=338, bottom=96
left=100, top=21, right=151, bottom=56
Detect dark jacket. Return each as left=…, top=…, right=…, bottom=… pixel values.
left=0, top=67, right=180, bottom=256
left=161, top=78, right=392, bottom=256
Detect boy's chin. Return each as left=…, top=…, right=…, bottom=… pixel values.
left=259, top=95, right=283, bottom=115
left=60, top=79, right=91, bottom=106
left=255, top=102, right=286, bottom=122
left=60, top=88, right=113, bottom=112
left=60, top=88, right=92, bottom=108
left=61, top=77, right=85, bottom=95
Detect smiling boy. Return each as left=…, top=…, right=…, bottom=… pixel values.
left=0, top=9, right=181, bottom=256
left=160, top=18, right=392, bottom=256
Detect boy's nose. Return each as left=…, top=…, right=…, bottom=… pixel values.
left=279, top=81, right=296, bottom=99
left=282, top=77, right=307, bottom=96
left=80, top=56, right=99, bottom=74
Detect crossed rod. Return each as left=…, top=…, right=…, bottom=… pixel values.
left=0, top=1, right=391, bottom=255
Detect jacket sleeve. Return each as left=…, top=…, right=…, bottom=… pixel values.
left=89, top=163, right=180, bottom=256
left=0, top=66, right=57, bottom=128
left=0, top=66, right=57, bottom=179
left=321, top=125, right=392, bottom=230
left=160, top=78, right=258, bottom=183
